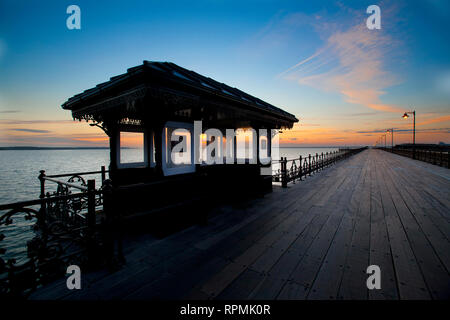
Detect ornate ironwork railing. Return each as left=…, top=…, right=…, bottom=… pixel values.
left=0, top=166, right=120, bottom=298
left=378, top=147, right=450, bottom=168
left=272, top=148, right=368, bottom=188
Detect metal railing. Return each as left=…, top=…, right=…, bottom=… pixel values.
left=0, top=166, right=121, bottom=298
left=378, top=147, right=449, bottom=168
left=272, top=148, right=368, bottom=188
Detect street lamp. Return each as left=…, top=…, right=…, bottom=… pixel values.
left=402, top=110, right=416, bottom=159
left=386, top=128, right=394, bottom=151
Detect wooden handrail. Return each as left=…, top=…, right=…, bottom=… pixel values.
left=43, top=176, right=88, bottom=191
left=47, top=169, right=109, bottom=178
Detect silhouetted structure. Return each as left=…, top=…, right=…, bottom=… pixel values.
left=62, top=61, right=298, bottom=222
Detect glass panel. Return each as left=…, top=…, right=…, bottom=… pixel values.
left=259, top=134, right=271, bottom=164
left=199, top=133, right=225, bottom=164
left=200, top=133, right=207, bottom=163
left=120, top=132, right=145, bottom=164
left=236, top=128, right=255, bottom=160
left=152, top=134, right=156, bottom=165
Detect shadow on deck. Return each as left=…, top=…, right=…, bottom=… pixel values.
left=30, top=149, right=450, bottom=300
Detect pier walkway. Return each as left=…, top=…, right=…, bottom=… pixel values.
left=31, top=149, right=450, bottom=300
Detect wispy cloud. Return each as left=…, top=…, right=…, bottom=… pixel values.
left=0, top=110, right=20, bottom=114
left=416, top=115, right=450, bottom=126
left=342, top=111, right=379, bottom=117
left=10, top=128, right=51, bottom=133
left=279, top=4, right=405, bottom=113
left=357, top=128, right=450, bottom=134
left=0, top=119, right=72, bottom=124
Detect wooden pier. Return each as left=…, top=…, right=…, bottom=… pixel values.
left=30, top=149, right=450, bottom=300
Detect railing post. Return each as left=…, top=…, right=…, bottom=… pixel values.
left=38, top=170, right=46, bottom=227
left=321, top=152, right=324, bottom=170
left=87, top=179, right=96, bottom=262
left=299, top=155, right=303, bottom=180
left=39, top=170, right=46, bottom=199
left=291, top=160, right=296, bottom=184
left=101, top=165, right=106, bottom=183
left=308, top=154, right=312, bottom=176
left=281, top=157, right=287, bottom=188
left=315, top=153, right=318, bottom=172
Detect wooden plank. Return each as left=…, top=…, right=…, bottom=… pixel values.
left=197, top=160, right=358, bottom=298
left=249, top=207, right=332, bottom=299
left=338, top=156, right=371, bottom=299
left=216, top=269, right=264, bottom=300
left=250, top=159, right=364, bottom=299
left=382, top=158, right=450, bottom=299
left=387, top=173, right=450, bottom=272
left=368, top=154, right=399, bottom=300
left=376, top=153, right=431, bottom=299
left=185, top=165, right=354, bottom=300
left=286, top=162, right=362, bottom=296
left=249, top=207, right=317, bottom=274
left=307, top=155, right=368, bottom=299
left=199, top=206, right=305, bottom=297
left=277, top=281, right=309, bottom=300
left=196, top=154, right=359, bottom=299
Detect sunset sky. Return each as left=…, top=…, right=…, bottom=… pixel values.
left=0, top=0, right=449, bottom=147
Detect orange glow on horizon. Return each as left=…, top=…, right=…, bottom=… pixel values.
left=1, top=112, right=449, bottom=148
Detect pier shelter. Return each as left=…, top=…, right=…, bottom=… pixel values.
left=62, top=61, right=298, bottom=220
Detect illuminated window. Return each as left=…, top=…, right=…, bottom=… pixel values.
left=259, top=131, right=271, bottom=165
left=199, top=130, right=225, bottom=165
left=117, top=130, right=151, bottom=168
left=161, top=122, right=195, bottom=175
left=236, top=128, right=257, bottom=163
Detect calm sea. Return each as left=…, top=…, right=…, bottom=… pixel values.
left=0, top=147, right=338, bottom=204
left=0, top=147, right=337, bottom=263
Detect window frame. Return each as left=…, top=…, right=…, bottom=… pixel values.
left=161, top=121, right=195, bottom=176
left=116, top=128, right=153, bottom=169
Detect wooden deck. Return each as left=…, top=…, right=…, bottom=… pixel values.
left=30, top=149, right=450, bottom=300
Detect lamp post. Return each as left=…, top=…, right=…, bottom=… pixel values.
left=402, top=110, right=416, bottom=159
left=386, top=128, right=394, bottom=151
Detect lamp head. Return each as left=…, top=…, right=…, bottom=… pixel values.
left=402, top=113, right=409, bottom=119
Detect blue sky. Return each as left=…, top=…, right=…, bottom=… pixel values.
left=0, top=0, right=449, bottom=146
